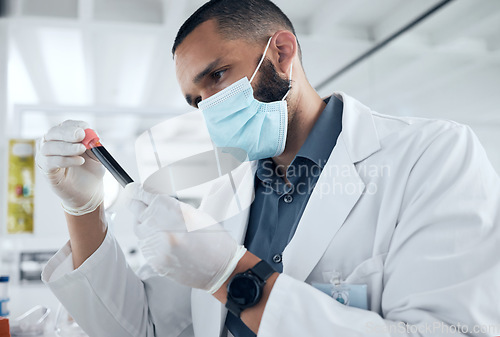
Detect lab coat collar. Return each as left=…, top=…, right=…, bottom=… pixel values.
left=333, top=92, right=381, bottom=163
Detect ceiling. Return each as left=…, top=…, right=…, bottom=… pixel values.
left=5, top=0, right=500, bottom=170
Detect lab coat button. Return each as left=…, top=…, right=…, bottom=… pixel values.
left=284, top=194, right=293, bottom=204
left=272, top=254, right=282, bottom=264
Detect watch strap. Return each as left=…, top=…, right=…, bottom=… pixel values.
left=250, top=260, right=275, bottom=282
left=225, top=297, right=243, bottom=317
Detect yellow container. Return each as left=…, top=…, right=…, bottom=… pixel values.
left=7, top=139, right=35, bottom=234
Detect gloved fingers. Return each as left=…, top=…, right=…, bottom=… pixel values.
left=83, top=148, right=101, bottom=163
left=127, top=185, right=182, bottom=223
left=180, top=206, right=216, bottom=231
left=139, top=233, right=169, bottom=261
left=146, top=196, right=218, bottom=232
left=139, top=235, right=174, bottom=276
left=124, top=183, right=162, bottom=224
left=127, top=198, right=148, bottom=219
left=134, top=219, right=165, bottom=239
left=128, top=198, right=167, bottom=240
left=124, top=183, right=167, bottom=229
left=40, top=155, right=85, bottom=172
left=124, top=182, right=157, bottom=206
left=135, top=206, right=187, bottom=236
left=139, top=234, right=171, bottom=257
left=36, top=137, right=87, bottom=173
left=40, top=141, right=87, bottom=157
left=124, top=182, right=183, bottom=215
left=125, top=182, right=215, bottom=233
left=44, top=120, right=88, bottom=143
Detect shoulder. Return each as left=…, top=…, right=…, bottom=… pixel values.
left=363, top=108, right=482, bottom=164
left=366, top=110, right=492, bottom=184
left=370, top=110, right=467, bottom=143
left=336, top=92, right=475, bottom=160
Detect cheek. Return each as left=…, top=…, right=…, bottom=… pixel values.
left=202, top=77, right=238, bottom=100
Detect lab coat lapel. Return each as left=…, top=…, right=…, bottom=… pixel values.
left=191, top=289, right=224, bottom=337
left=198, top=161, right=257, bottom=242
left=191, top=208, right=252, bottom=337
left=225, top=161, right=258, bottom=244
left=192, top=161, right=257, bottom=337
left=282, top=139, right=364, bottom=281
left=282, top=92, right=381, bottom=282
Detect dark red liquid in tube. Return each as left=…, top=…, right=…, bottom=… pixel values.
left=82, top=129, right=134, bottom=187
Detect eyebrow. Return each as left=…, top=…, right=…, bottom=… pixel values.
left=184, top=58, right=223, bottom=106
left=194, top=58, right=222, bottom=84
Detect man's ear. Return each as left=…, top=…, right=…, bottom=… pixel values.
left=269, top=30, right=297, bottom=76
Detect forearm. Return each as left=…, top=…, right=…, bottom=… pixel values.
left=213, top=251, right=280, bottom=334
left=43, top=221, right=162, bottom=337
left=65, top=204, right=107, bottom=268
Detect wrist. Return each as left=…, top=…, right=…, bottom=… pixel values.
left=212, top=251, right=262, bottom=303
left=207, top=245, right=247, bottom=294
left=213, top=252, right=279, bottom=333
left=225, top=260, right=276, bottom=318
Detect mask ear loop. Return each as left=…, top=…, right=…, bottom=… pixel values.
left=282, top=62, right=293, bottom=101
left=249, top=37, right=273, bottom=84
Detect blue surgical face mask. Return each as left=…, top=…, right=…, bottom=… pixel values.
left=198, top=38, right=292, bottom=161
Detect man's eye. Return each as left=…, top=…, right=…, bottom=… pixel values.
left=212, top=69, right=226, bottom=82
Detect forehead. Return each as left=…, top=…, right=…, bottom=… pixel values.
left=174, top=20, right=259, bottom=85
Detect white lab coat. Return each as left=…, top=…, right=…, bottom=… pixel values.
left=42, top=92, right=500, bottom=337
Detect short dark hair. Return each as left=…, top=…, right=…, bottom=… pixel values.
left=172, top=0, right=300, bottom=58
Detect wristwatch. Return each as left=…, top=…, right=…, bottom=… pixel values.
left=225, top=260, right=276, bottom=317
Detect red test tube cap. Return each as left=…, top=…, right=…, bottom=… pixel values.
left=0, top=317, right=10, bottom=337
left=82, top=128, right=100, bottom=149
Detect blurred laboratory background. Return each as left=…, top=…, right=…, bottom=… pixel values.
left=0, top=0, right=499, bottom=333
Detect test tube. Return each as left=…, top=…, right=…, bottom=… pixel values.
left=82, top=129, right=134, bottom=187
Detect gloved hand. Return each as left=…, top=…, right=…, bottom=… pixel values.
left=125, top=182, right=247, bottom=293
left=35, top=120, right=105, bottom=216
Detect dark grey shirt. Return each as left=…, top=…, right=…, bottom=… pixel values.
left=226, top=95, right=344, bottom=337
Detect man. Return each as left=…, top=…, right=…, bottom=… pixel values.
left=37, top=0, right=500, bottom=336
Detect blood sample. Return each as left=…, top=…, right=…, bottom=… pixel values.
left=82, top=129, right=134, bottom=187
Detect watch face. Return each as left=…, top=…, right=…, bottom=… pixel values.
left=228, top=274, right=261, bottom=307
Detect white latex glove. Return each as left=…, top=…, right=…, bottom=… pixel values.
left=125, top=182, right=247, bottom=293
left=35, top=120, right=105, bottom=215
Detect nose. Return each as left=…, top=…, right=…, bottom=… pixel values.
left=200, top=88, right=223, bottom=102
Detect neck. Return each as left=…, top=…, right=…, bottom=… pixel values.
left=272, top=76, right=326, bottom=172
